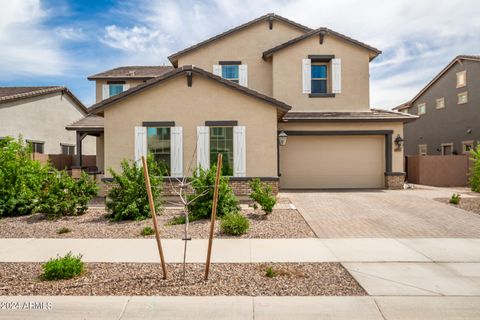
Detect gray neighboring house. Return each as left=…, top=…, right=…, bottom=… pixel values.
left=394, top=55, right=480, bottom=156
left=0, top=86, right=95, bottom=156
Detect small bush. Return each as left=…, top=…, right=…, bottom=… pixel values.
left=187, top=166, right=240, bottom=220
left=41, top=252, right=84, bottom=281
left=470, top=145, right=480, bottom=193
left=0, top=137, right=48, bottom=217
left=220, top=212, right=250, bottom=235
left=106, top=156, right=163, bottom=221
left=140, top=226, right=155, bottom=236
left=450, top=193, right=461, bottom=205
left=249, top=178, right=277, bottom=214
left=166, top=214, right=202, bottom=226
left=265, top=266, right=277, bottom=278
left=57, top=227, right=71, bottom=234
left=38, top=171, right=98, bottom=220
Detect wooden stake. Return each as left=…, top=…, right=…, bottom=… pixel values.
left=205, top=153, right=223, bottom=280
left=142, top=156, right=168, bottom=280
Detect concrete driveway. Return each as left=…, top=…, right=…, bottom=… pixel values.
left=282, top=186, right=480, bottom=238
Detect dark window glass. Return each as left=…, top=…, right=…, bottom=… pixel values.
left=30, top=142, right=44, bottom=154
left=209, top=127, right=234, bottom=176
left=147, top=127, right=171, bottom=175
left=61, top=145, right=75, bottom=155
left=109, top=84, right=124, bottom=97
left=311, top=80, right=327, bottom=94
left=311, top=64, right=328, bottom=94
left=221, top=65, right=239, bottom=83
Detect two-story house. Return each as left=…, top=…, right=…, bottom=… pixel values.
left=68, top=13, right=416, bottom=192
left=394, top=55, right=480, bottom=156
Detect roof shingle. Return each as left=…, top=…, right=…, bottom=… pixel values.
left=88, top=66, right=174, bottom=80
left=282, top=109, right=418, bottom=123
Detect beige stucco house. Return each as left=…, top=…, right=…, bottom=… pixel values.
left=69, top=13, right=416, bottom=192
left=0, top=86, right=95, bottom=157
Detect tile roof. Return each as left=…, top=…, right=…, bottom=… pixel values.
left=66, top=115, right=104, bottom=131
left=88, top=65, right=292, bottom=115
left=0, top=86, right=87, bottom=113
left=282, top=109, right=418, bottom=123
left=88, top=66, right=174, bottom=80
left=263, top=27, right=381, bottom=61
left=168, top=13, right=312, bottom=66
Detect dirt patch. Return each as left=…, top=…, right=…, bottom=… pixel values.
left=0, top=262, right=365, bottom=296
left=0, top=207, right=315, bottom=239
left=435, top=197, right=480, bottom=215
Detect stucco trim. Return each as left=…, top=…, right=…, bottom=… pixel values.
left=142, top=121, right=175, bottom=127
left=205, top=121, right=238, bottom=126
left=88, top=65, right=292, bottom=114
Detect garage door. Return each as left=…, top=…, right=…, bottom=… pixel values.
left=280, top=135, right=385, bottom=189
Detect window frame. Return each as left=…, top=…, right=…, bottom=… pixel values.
left=456, top=70, right=466, bottom=88
left=220, top=64, right=240, bottom=83
left=146, top=125, right=172, bottom=175
left=417, top=103, right=426, bottom=115
left=436, top=97, right=445, bottom=109
left=441, top=143, right=454, bottom=156
left=462, top=141, right=474, bottom=154
left=60, top=143, right=75, bottom=156
left=457, top=91, right=468, bottom=104
left=310, top=62, right=329, bottom=94
left=209, top=126, right=234, bottom=176
left=418, top=144, right=427, bottom=156
left=107, top=80, right=125, bottom=97
left=27, top=140, right=45, bottom=154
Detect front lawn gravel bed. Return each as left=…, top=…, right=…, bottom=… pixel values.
left=436, top=197, right=480, bottom=216
left=0, top=208, right=315, bottom=239
left=0, top=262, right=365, bottom=296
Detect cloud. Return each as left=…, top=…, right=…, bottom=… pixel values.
left=103, top=0, right=479, bottom=109
left=55, top=27, right=85, bottom=41
left=0, top=0, right=67, bottom=78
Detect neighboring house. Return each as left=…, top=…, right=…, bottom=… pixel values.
left=0, top=86, right=95, bottom=157
left=69, top=13, right=416, bottom=192
left=394, top=55, right=480, bottom=156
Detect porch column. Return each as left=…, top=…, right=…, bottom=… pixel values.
left=75, top=132, right=88, bottom=167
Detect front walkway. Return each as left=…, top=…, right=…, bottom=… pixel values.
left=283, top=186, right=480, bottom=238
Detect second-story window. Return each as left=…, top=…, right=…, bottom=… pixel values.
left=417, top=103, right=426, bottom=115
left=221, top=65, right=239, bottom=83
left=108, top=81, right=125, bottom=97
left=456, top=70, right=466, bottom=88
left=311, top=64, right=328, bottom=94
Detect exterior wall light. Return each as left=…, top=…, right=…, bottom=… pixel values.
left=394, top=134, right=404, bottom=151
left=278, top=131, right=288, bottom=146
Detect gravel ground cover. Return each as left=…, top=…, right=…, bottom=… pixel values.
left=436, top=196, right=480, bottom=215
left=0, top=201, right=315, bottom=239
left=0, top=262, right=365, bottom=296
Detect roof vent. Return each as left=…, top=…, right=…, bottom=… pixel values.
left=128, top=70, right=136, bottom=76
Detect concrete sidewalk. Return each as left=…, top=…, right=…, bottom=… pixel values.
left=1, top=296, right=480, bottom=320
left=1, top=238, right=480, bottom=263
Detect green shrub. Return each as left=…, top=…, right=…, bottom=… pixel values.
left=41, top=252, right=84, bottom=281
left=187, top=166, right=240, bottom=220
left=166, top=214, right=202, bottom=226
left=57, top=227, right=71, bottom=234
left=0, top=137, right=48, bottom=217
left=449, top=193, right=461, bottom=205
left=140, top=226, right=155, bottom=236
left=106, top=156, right=163, bottom=221
left=265, top=266, right=277, bottom=278
left=249, top=178, right=277, bottom=214
left=220, top=212, right=250, bottom=235
left=38, top=171, right=98, bottom=219
left=470, top=145, right=480, bottom=193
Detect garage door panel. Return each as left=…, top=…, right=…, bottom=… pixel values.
left=280, top=135, right=384, bottom=189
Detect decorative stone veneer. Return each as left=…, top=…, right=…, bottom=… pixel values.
left=385, top=172, right=406, bottom=189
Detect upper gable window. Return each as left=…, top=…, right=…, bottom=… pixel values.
left=311, top=64, right=328, bottom=94
left=222, top=65, right=239, bottom=83
left=417, top=103, right=426, bottom=115
left=436, top=97, right=445, bottom=109
left=456, top=70, right=466, bottom=88
left=103, top=81, right=129, bottom=100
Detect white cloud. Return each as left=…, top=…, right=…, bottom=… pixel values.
left=0, top=0, right=67, bottom=77
left=55, top=27, right=85, bottom=41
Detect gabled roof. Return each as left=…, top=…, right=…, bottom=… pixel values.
left=66, top=115, right=104, bottom=131
left=88, top=65, right=292, bottom=114
left=393, top=55, right=480, bottom=110
left=88, top=66, right=174, bottom=80
left=262, top=27, right=382, bottom=61
left=282, top=109, right=418, bottom=123
left=167, top=13, right=312, bottom=66
left=0, top=86, right=87, bottom=113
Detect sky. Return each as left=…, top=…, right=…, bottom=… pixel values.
left=0, top=0, right=479, bottom=108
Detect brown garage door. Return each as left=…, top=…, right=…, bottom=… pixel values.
left=280, top=135, right=385, bottom=189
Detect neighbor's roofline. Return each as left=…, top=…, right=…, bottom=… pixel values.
left=397, top=55, right=480, bottom=108
left=167, top=13, right=312, bottom=66
left=262, top=27, right=382, bottom=61
left=88, top=65, right=292, bottom=114
left=0, top=86, right=88, bottom=114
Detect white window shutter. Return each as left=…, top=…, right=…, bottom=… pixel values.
left=170, top=127, right=183, bottom=177
left=302, top=59, right=311, bottom=94
left=332, top=58, right=342, bottom=93
left=213, top=65, right=222, bottom=77
left=239, top=64, right=248, bottom=87
left=197, top=126, right=210, bottom=171
left=123, top=83, right=130, bottom=92
left=233, top=126, right=246, bottom=177
left=102, top=84, right=109, bottom=100
left=134, top=126, right=147, bottom=165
